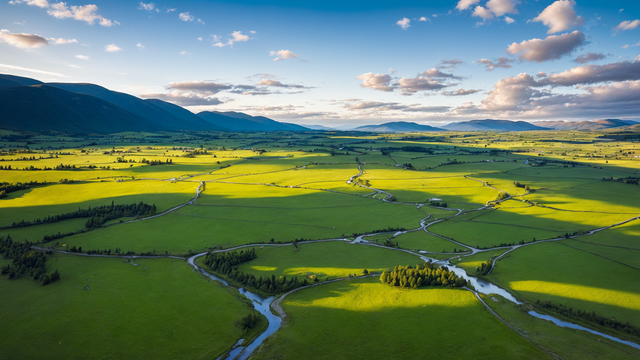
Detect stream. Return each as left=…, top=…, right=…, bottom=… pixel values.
left=188, top=254, right=282, bottom=360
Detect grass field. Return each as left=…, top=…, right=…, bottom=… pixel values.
left=0, top=254, right=262, bottom=360
left=232, top=241, right=421, bottom=280
left=490, top=242, right=640, bottom=327
left=252, top=278, right=549, bottom=360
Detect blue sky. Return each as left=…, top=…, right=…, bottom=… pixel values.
left=1, top=0, right=640, bottom=126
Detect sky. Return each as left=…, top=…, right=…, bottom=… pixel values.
left=1, top=0, right=640, bottom=127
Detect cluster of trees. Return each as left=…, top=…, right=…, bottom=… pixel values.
left=476, top=259, right=493, bottom=275
left=380, top=262, right=467, bottom=289
left=42, top=231, right=79, bottom=243
left=140, top=158, right=173, bottom=165
left=537, top=300, right=640, bottom=337
left=203, top=249, right=312, bottom=294
left=0, top=236, right=60, bottom=286
left=84, top=202, right=156, bottom=228
left=183, top=149, right=209, bottom=158
left=402, top=163, right=414, bottom=169
left=495, top=192, right=509, bottom=201
left=239, top=313, right=260, bottom=331
left=349, top=227, right=406, bottom=238
left=0, top=165, right=13, bottom=170
left=427, top=200, right=448, bottom=208
left=513, top=181, right=533, bottom=192
left=3, top=201, right=156, bottom=230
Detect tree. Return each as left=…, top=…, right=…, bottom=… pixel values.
left=363, top=269, right=369, bottom=275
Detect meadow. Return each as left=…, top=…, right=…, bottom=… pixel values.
left=1, top=129, right=639, bottom=359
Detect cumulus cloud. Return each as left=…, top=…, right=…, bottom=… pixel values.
left=573, top=52, right=607, bottom=64
left=136, top=43, right=145, bottom=49
left=48, top=37, right=77, bottom=44
left=615, top=20, right=640, bottom=32
left=540, top=59, right=640, bottom=86
left=472, top=6, right=494, bottom=20
left=421, top=68, right=462, bottom=79
left=480, top=73, right=547, bottom=110
left=212, top=31, right=250, bottom=47
left=142, top=92, right=224, bottom=106
left=179, top=12, right=194, bottom=21
left=455, top=0, right=480, bottom=11
left=138, top=2, right=157, bottom=12
left=475, top=57, right=514, bottom=71
left=532, top=0, right=584, bottom=34
left=441, top=88, right=482, bottom=96
left=0, top=29, right=49, bottom=48
left=256, top=79, right=307, bottom=88
left=437, top=59, right=464, bottom=69
left=75, top=54, right=88, bottom=60
left=46, top=2, right=117, bottom=26
left=504, top=16, right=515, bottom=24
left=396, top=17, right=410, bottom=30
left=419, top=16, right=429, bottom=22
left=104, top=43, right=122, bottom=52
left=167, top=81, right=231, bottom=93
left=355, top=73, right=393, bottom=92
left=270, top=49, right=299, bottom=61
left=506, top=30, right=586, bottom=63
left=397, top=76, right=450, bottom=94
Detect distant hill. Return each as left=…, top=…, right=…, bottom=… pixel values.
left=0, top=73, right=310, bottom=133
left=47, top=83, right=220, bottom=131
left=354, top=121, right=443, bottom=132
left=442, top=119, right=547, bottom=131
left=305, top=124, right=335, bottom=130
left=197, top=111, right=310, bottom=131
left=534, top=119, right=637, bottom=130
left=0, top=85, right=163, bottom=133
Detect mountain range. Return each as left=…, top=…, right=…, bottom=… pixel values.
left=0, top=73, right=309, bottom=134
left=533, top=119, right=638, bottom=130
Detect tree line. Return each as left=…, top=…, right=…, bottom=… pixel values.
left=537, top=299, right=640, bottom=337
left=2, top=201, right=156, bottom=230
left=0, top=181, right=47, bottom=199
left=380, top=262, right=467, bottom=289
left=0, top=236, right=60, bottom=286
left=203, top=249, right=312, bottom=294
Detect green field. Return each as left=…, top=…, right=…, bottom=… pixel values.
left=253, top=278, right=549, bottom=359
left=0, top=254, right=262, bottom=360
left=2, top=129, right=640, bottom=358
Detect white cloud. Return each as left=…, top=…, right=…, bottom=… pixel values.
left=455, top=0, right=480, bottom=11
left=213, top=31, right=250, bottom=47
left=419, top=16, right=429, bottom=22
left=437, top=59, right=464, bottom=69
left=0, top=62, right=66, bottom=77
left=104, top=43, right=122, bottom=52
left=504, top=16, right=515, bottom=24
left=475, top=57, right=514, bottom=71
left=75, top=54, right=88, bottom=60
left=9, top=0, right=49, bottom=7
left=441, top=88, right=482, bottom=96
left=355, top=72, right=393, bottom=92
left=48, top=37, right=77, bottom=44
left=166, top=8, right=176, bottom=12
left=138, top=2, right=157, bottom=12
left=179, top=51, right=189, bottom=55
left=197, top=18, right=205, bottom=25
left=179, top=12, right=194, bottom=21
left=197, top=37, right=202, bottom=41
left=507, top=30, right=585, bottom=63
left=485, top=0, right=518, bottom=17
left=47, top=2, right=117, bottom=26
left=615, top=20, right=640, bottom=32
left=396, top=17, right=410, bottom=30
left=472, top=6, right=494, bottom=20
left=398, top=76, right=450, bottom=94
left=136, top=43, right=145, bottom=49
left=68, top=64, right=80, bottom=68
left=0, top=29, right=48, bottom=48
left=142, top=92, right=224, bottom=106
left=270, top=49, right=299, bottom=61
left=532, top=0, right=584, bottom=34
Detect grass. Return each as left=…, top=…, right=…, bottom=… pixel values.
left=483, top=294, right=640, bottom=360
left=454, top=248, right=512, bottom=274
left=0, top=254, right=262, bottom=360
left=252, top=278, right=549, bottom=360
left=490, top=242, right=640, bottom=327
left=0, top=180, right=197, bottom=227
left=389, top=230, right=466, bottom=253
left=60, top=187, right=427, bottom=253
left=232, top=241, right=421, bottom=281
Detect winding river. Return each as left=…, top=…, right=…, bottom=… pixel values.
left=188, top=254, right=283, bottom=360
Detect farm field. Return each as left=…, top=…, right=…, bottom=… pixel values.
left=1, top=129, right=639, bottom=359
